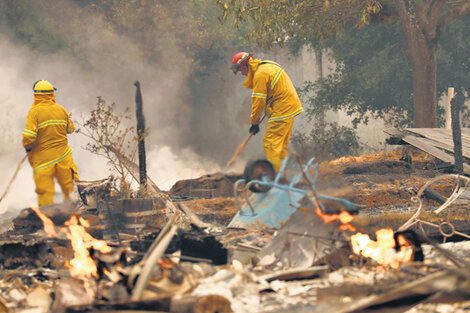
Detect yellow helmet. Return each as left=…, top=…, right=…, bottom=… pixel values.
left=32, top=80, right=56, bottom=94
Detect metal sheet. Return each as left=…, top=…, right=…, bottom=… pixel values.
left=228, top=189, right=303, bottom=229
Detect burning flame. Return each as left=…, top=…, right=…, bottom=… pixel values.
left=314, top=207, right=357, bottom=232
left=350, top=228, right=413, bottom=270
left=308, top=204, right=413, bottom=271
left=63, top=215, right=112, bottom=279
left=30, top=205, right=112, bottom=281
left=65, top=215, right=112, bottom=253
left=30, top=204, right=58, bottom=238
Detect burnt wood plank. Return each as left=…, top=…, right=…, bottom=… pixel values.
left=410, top=135, right=470, bottom=159
left=407, top=128, right=470, bottom=145
left=402, top=135, right=470, bottom=174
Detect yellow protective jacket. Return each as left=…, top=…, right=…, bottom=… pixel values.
left=243, top=58, right=303, bottom=124
left=22, top=94, right=74, bottom=172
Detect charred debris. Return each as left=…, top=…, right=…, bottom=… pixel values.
left=1, top=87, right=470, bottom=313
left=0, top=146, right=470, bottom=313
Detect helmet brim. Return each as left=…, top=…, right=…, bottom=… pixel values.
left=230, top=63, right=239, bottom=74
left=33, top=87, right=57, bottom=94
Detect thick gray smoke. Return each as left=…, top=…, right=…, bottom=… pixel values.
left=0, top=1, right=323, bottom=215
left=0, top=1, right=235, bottom=214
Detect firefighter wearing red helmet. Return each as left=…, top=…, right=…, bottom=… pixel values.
left=231, top=52, right=303, bottom=171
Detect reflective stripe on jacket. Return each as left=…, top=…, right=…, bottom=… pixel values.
left=22, top=93, right=75, bottom=172
left=243, top=58, right=303, bottom=124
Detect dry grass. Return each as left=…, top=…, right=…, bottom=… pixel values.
left=179, top=197, right=238, bottom=225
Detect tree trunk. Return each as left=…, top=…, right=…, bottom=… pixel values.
left=408, top=36, right=438, bottom=127
left=395, top=0, right=438, bottom=127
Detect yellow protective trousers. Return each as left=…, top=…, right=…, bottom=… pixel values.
left=263, top=117, right=295, bottom=172
left=33, top=153, right=79, bottom=207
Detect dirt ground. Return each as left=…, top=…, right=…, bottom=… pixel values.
left=179, top=198, right=239, bottom=225
left=1, top=148, right=469, bottom=313
left=315, top=149, right=450, bottom=210
left=175, top=148, right=466, bottom=235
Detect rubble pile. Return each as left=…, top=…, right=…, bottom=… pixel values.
left=0, top=149, right=469, bottom=312
left=169, top=173, right=242, bottom=200
left=178, top=198, right=238, bottom=226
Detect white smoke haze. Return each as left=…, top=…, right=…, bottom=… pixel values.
left=0, top=1, right=241, bottom=214
left=147, top=146, right=222, bottom=191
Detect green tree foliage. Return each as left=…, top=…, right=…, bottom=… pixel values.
left=0, top=0, right=69, bottom=52
left=216, top=0, right=470, bottom=127
left=78, top=0, right=246, bottom=60
left=300, top=13, right=470, bottom=128
left=216, top=0, right=381, bottom=47
left=437, top=14, right=470, bottom=102
left=300, top=22, right=412, bottom=127
left=0, top=0, right=246, bottom=68
left=291, top=117, right=361, bottom=162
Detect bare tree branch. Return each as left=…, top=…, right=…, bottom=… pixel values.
left=78, top=97, right=137, bottom=194
left=414, top=0, right=447, bottom=42
left=416, top=1, right=434, bottom=40
left=438, top=3, right=470, bottom=29
left=422, top=0, right=437, bottom=21
left=451, top=0, right=470, bottom=4
left=428, top=0, right=447, bottom=35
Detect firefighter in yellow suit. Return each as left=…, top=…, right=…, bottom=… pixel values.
left=231, top=52, right=303, bottom=171
left=22, top=80, right=79, bottom=207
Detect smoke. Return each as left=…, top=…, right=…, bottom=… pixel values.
left=0, top=1, right=238, bottom=214
left=147, top=146, right=225, bottom=190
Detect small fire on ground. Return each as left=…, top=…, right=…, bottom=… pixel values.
left=30, top=205, right=58, bottom=238
left=31, top=204, right=112, bottom=283
left=351, top=229, right=413, bottom=271
left=314, top=207, right=357, bottom=232
left=313, top=206, right=413, bottom=271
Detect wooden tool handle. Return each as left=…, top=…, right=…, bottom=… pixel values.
left=225, top=114, right=266, bottom=169
left=0, top=154, right=28, bottom=204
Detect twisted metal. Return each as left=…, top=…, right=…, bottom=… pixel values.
left=398, top=174, right=470, bottom=242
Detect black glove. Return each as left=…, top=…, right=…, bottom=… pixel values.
left=249, top=124, right=260, bottom=135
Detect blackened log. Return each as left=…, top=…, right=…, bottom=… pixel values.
left=451, top=96, right=463, bottom=174
left=422, top=187, right=446, bottom=204
left=134, top=81, right=147, bottom=186
left=105, top=145, right=161, bottom=193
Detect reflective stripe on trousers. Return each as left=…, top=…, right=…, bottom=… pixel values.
left=263, top=117, right=294, bottom=172
left=33, top=153, right=79, bottom=207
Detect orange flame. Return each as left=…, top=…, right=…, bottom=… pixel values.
left=30, top=204, right=58, bottom=238
left=315, top=207, right=357, bottom=232
left=63, top=215, right=112, bottom=279
left=350, top=228, right=413, bottom=270
left=79, top=216, right=91, bottom=227
left=309, top=200, right=413, bottom=271
left=65, top=215, right=112, bottom=253
left=30, top=205, right=112, bottom=281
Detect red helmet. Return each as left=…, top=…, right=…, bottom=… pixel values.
left=231, top=52, right=252, bottom=74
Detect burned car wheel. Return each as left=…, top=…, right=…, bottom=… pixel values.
left=243, top=159, right=275, bottom=193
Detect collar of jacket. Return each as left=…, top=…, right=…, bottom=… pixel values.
left=242, top=58, right=263, bottom=89
left=33, top=93, right=56, bottom=106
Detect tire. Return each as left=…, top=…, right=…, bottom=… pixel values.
left=243, top=159, right=275, bottom=193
